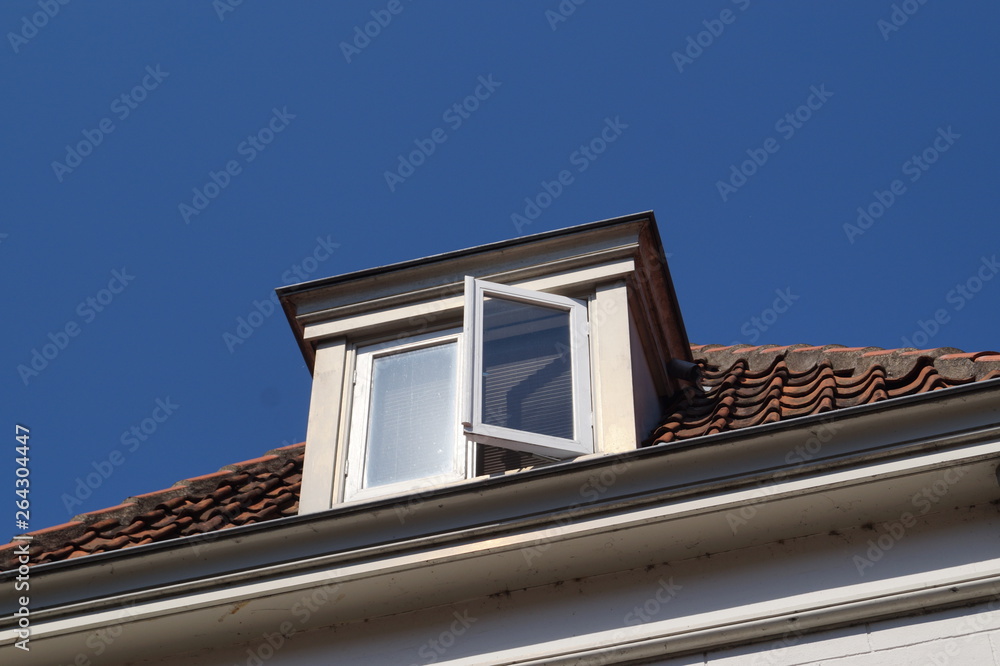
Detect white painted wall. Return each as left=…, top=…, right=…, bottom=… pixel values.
left=695, top=599, right=1000, bottom=665
left=135, top=499, right=1000, bottom=666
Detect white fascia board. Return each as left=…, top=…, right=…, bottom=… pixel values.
left=478, top=566, right=1000, bottom=666
left=282, top=213, right=650, bottom=321
left=3, top=434, right=999, bottom=660
left=301, top=258, right=634, bottom=343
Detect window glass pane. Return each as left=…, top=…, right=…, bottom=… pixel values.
left=481, top=296, right=574, bottom=439
left=365, top=342, right=458, bottom=488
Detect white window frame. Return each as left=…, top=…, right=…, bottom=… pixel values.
left=344, top=329, right=469, bottom=502
left=462, top=277, right=593, bottom=459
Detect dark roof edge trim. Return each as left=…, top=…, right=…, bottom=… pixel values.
left=275, top=211, right=657, bottom=298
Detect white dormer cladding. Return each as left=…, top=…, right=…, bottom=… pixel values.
left=278, top=212, right=692, bottom=513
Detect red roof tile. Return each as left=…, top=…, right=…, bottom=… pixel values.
left=4, top=345, right=999, bottom=570
left=650, top=344, right=1000, bottom=444
left=1, top=443, right=304, bottom=569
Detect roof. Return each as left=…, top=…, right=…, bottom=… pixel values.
left=2, top=443, right=303, bottom=568
left=651, top=344, right=1000, bottom=444
left=278, top=211, right=691, bottom=379
left=5, top=344, right=999, bottom=570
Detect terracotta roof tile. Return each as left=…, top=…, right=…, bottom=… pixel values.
left=88, top=518, right=122, bottom=533
left=5, top=342, right=1000, bottom=570
left=44, top=545, right=76, bottom=561
left=1, top=443, right=306, bottom=569
left=649, top=344, right=1000, bottom=445
left=163, top=496, right=191, bottom=511
left=26, top=520, right=87, bottom=539
left=80, top=535, right=132, bottom=553
left=120, top=520, right=154, bottom=536
left=191, top=514, right=227, bottom=533
left=174, top=516, right=197, bottom=533
left=179, top=470, right=235, bottom=485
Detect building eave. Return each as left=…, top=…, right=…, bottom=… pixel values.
left=276, top=211, right=660, bottom=301
left=3, top=379, right=999, bottom=662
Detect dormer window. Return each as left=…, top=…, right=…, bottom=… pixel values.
left=280, top=212, right=693, bottom=513
left=342, top=277, right=594, bottom=501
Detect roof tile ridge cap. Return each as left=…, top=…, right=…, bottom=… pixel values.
left=865, top=346, right=959, bottom=380
left=935, top=349, right=1000, bottom=381
left=71, top=482, right=218, bottom=531
left=690, top=347, right=750, bottom=383
left=69, top=460, right=259, bottom=531
left=689, top=344, right=745, bottom=369
left=697, top=343, right=797, bottom=375
left=266, top=441, right=306, bottom=456
left=971, top=354, right=1000, bottom=381
left=744, top=345, right=795, bottom=374
left=819, top=346, right=885, bottom=375
left=691, top=343, right=736, bottom=352
left=937, top=350, right=994, bottom=360
left=221, top=442, right=306, bottom=475
left=780, top=343, right=839, bottom=374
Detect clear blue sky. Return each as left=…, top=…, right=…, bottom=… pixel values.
left=4, top=1, right=998, bottom=539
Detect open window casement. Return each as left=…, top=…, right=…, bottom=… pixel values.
left=463, top=277, right=593, bottom=459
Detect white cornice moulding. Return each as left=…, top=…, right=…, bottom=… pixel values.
left=3, top=424, right=999, bottom=661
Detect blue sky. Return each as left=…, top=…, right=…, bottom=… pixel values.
left=4, top=1, right=998, bottom=539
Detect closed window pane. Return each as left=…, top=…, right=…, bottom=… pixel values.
left=481, top=296, right=573, bottom=440
left=364, top=342, right=458, bottom=488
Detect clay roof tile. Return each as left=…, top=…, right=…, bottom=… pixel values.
left=6, top=341, right=1000, bottom=569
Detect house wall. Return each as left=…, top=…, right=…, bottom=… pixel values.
left=142, top=497, right=1000, bottom=666
left=694, top=600, right=1000, bottom=665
